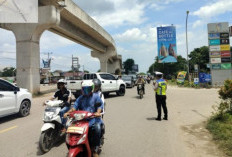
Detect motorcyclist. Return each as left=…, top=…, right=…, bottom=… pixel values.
left=92, top=79, right=105, bottom=116
left=64, top=81, right=103, bottom=157
left=135, top=76, right=145, bottom=95
left=43, top=79, right=71, bottom=130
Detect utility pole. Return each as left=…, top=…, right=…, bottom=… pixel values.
left=186, top=11, right=190, bottom=82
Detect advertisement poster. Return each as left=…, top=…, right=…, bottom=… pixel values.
left=209, top=39, right=220, bottom=45
left=177, top=71, right=187, bottom=84
left=157, top=26, right=177, bottom=63
left=210, top=58, right=221, bottom=63
left=212, top=64, right=221, bottom=70
left=221, top=63, right=232, bottom=69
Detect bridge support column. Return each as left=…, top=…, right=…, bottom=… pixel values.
left=0, top=6, right=60, bottom=93
left=91, top=47, right=116, bottom=73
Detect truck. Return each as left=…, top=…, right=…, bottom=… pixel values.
left=66, top=72, right=126, bottom=98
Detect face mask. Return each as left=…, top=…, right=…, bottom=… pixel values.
left=82, top=86, right=93, bottom=95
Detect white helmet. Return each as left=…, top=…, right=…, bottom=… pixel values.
left=57, top=79, right=66, bottom=89
left=81, top=80, right=94, bottom=96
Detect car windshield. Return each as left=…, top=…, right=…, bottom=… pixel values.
left=122, top=76, right=131, bottom=81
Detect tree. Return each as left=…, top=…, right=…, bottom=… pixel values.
left=188, top=46, right=209, bottom=73
left=2, top=67, right=16, bottom=77
left=147, top=56, right=187, bottom=78
left=123, top=58, right=135, bottom=74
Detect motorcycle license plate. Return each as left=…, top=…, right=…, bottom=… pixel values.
left=67, top=126, right=85, bottom=134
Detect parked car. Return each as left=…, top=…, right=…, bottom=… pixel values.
left=66, top=72, right=126, bottom=98
left=121, top=75, right=134, bottom=88
left=128, top=74, right=137, bottom=84
left=0, top=78, right=32, bottom=118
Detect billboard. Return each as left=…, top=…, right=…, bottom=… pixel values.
left=157, top=26, right=177, bottom=63
left=211, top=58, right=221, bottom=63
left=177, top=71, right=187, bottom=84
left=42, top=59, right=51, bottom=69
left=132, top=64, right=139, bottom=72
left=221, top=63, right=231, bottom=69
left=209, top=39, right=220, bottom=45
left=208, top=22, right=229, bottom=33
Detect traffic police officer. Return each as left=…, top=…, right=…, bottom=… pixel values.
left=153, top=72, right=168, bottom=121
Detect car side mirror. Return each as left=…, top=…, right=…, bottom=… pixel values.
left=14, top=87, right=19, bottom=94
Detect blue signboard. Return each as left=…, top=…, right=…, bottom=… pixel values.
left=208, top=33, right=220, bottom=39
left=199, top=73, right=211, bottom=83
left=209, top=39, right=220, bottom=45
left=157, top=26, right=177, bottom=63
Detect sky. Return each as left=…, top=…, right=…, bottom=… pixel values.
left=0, top=0, right=232, bottom=72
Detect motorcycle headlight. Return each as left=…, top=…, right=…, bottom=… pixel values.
left=43, top=107, right=59, bottom=121
left=74, top=113, right=86, bottom=121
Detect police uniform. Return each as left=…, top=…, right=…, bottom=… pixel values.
left=154, top=78, right=168, bottom=120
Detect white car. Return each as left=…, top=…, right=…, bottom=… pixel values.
left=0, top=79, right=32, bottom=118
left=66, top=72, right=126, bottom=98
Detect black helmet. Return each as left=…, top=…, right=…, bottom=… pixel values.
left=92, top=79, right=101, bottom=92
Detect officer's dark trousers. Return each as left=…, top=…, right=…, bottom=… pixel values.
left=156, top=94, right=168, bottom=119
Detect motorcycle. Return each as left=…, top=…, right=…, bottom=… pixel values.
left=66, top=110, right=105, bottom=157
left=147, top=78, right=151, bottom=84
left=39, top=100, right=65, bottom=153
left=137, top=84, right=144, bottom=99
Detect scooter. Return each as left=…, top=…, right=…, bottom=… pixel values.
left=138, top=84, right=144, bottom=99
left=66, top=110, right=105, bottom=157
left=39, top=100, right=65, bottom=153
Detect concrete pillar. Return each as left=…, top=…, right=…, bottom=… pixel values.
left=91, top=47, right=116, bottom=73
left=0, top=6, right=60, bottom=93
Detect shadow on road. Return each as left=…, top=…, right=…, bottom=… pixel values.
left=0, top=114, right=23, bottom=124
left=36, top=136, right=66, bottom=156
left=146, top=117, right=157, bottom=120
left=104, top=94, right=119, bottom=99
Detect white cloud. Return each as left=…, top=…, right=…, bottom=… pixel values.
left=114, top=28, right=147, bottom=42
left=192, top=0, right=232, bottom=18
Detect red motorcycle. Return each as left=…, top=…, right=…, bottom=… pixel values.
left=66, top=111, right=105, bottom=157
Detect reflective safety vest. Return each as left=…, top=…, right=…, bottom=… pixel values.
left=156, top=79, right=167, bottom=95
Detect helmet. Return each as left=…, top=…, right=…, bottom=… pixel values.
left=81, top=80, right=94, bottom=96
left=92, top=79, right=101, bottom=92
left=57, top=79, right=66, bottom=89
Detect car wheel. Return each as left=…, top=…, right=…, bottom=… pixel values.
left=117, top=85, right=125, bottom=96
left=18, top=100, right=31, bottom=117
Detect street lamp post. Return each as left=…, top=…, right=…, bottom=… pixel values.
left=186, top=10, right=190, bottom=81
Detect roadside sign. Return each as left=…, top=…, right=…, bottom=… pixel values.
left=194, top=78, right=199, bottom=84
left=210, top=51, right=221, bottom=58
left=220, top=33, right=229, bottom=38
left=177, top=71, right=187, bottom=84
left=221, top=57, right=231, bottom=63
left=211, top=58, right=221, bottom=63
left=220, top=39, right=230, bottom=45
left=212, top=64, right=221, bottom=70
left=221, top=51, right=231, bottom=57
left=208, top=22, right=229, bottom=33
left=205, top=74, right=211, bottom=82
left=221, top=63, right=232, bottom=69
left=210, top=45, right=220, bottom=51
left=220, top=45, right=230, bottom=51
left=206, top=64, right=211, bottom=68
left=208, top=33, right=220, bottom=39
left=209, top=39, right=220, bottom=45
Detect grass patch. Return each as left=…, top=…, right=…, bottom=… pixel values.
left=207, top=112, right=232, bottom=156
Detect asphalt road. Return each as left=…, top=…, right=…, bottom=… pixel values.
left=0, top=84, right=226, bottom=157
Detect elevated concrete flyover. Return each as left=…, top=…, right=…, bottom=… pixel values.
left=0, top=0, right=122, bottom=93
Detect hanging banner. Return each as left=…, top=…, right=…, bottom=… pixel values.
left=209, top=39, right=220, bottom=45
left=210, top=52, right=221, bottom=58
left=211, top=58, right=221, bottom=63
left=157, top=26, right=177, bottom=63
left=212, top=64, right=221, bottom=70
left=221, top=63, right=232, bottom=69
left=220, top=45, right=230, bottom=51
left=210, top=45, right=220, bottom=51
left=208, top=33, right=220, bottom=39
left=221, top=51, right=231, bottom=57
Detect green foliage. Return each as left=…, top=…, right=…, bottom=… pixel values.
left=147, top=56, right=187, bottom=78
left=219, top=80, right=232, bottom=102
left=188, top=46, right=210, bottom=73
left=207, top=112, right=232, bottom=156
left=123, top=58, right=135, bottom=74
left=2, top=67, right=16, bottom=77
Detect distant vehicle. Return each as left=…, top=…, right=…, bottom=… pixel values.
left=128, top=74, right=137, bottom=84
left=121, top=75, right=134, bottom=88
left=0, top=78, right=32, bottom=118
left=66, top=72, right=126, bottom=98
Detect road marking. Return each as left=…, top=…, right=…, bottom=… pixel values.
left=0, top=126, right=18, bottom=134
